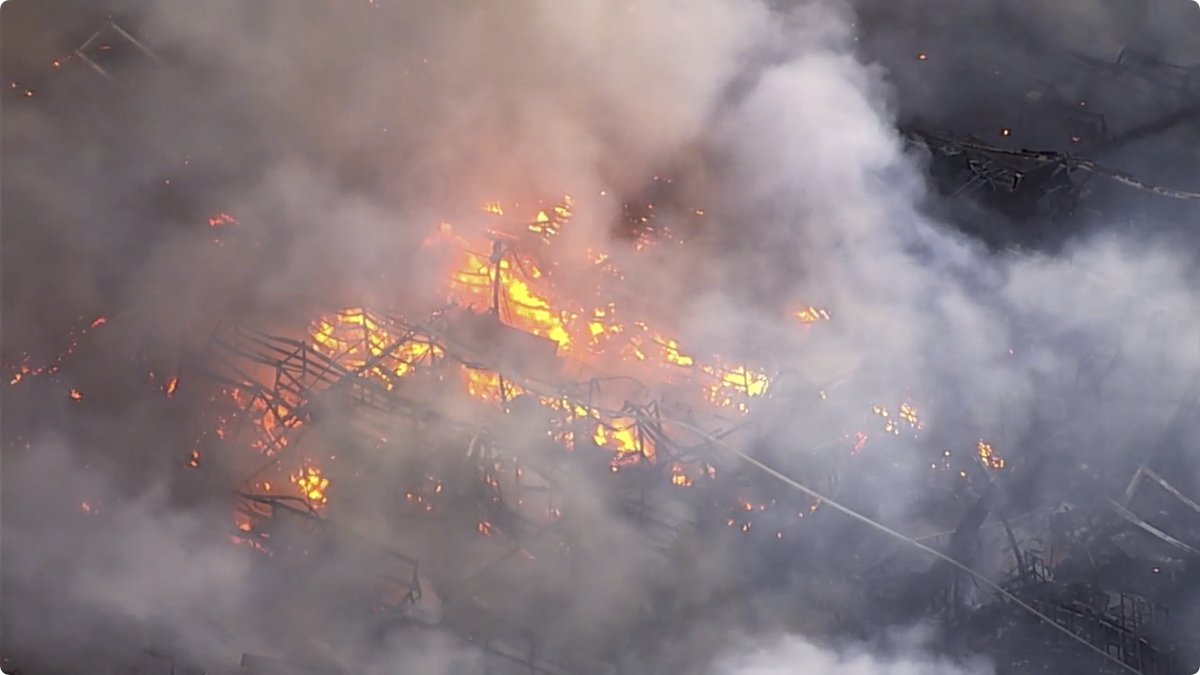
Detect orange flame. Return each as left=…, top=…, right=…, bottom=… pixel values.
left=449, top=251, right=572, bottom=349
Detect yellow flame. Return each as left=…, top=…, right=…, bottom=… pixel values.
left=593, top=421, right=651, bottom=460
left=449, top=252, right=572, bottom=349
left=309, top=309, right=442, bottom=389
left=292, top=464, right=330, bottom=506
left=977, top=440, right=1006, bottom=469
left=463, top=367, right=524, bottom=402
left=670, top=463, right=694, bottom=487
left=794, top=306, right=831, bottom=324
left=702, top=364, right=770, bottom=409
left=527, top=195, right=573, bottom=238
left=656, top=335, right=694, bottom=367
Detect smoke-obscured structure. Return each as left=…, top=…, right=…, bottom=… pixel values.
left=2, top=1, right=1198, bottom=673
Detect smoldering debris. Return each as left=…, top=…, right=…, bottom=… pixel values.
left=3, top=0, right=1199, bottom=674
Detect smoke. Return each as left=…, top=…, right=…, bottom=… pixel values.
left=3, top=0, right=1199, bottom=672
left=711, top=631, right=992, bottom=675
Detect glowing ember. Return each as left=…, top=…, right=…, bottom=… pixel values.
left=292, top=464, right=330, bottom=506
left=870, top=402, right=922, bottom=437
left=793, top=306, right=831, bottom=324
left=670, top=463, right=694, bottom=487
left=164, top=377, right=180, bottom=399
left=622, top=338, right=648, bottom=362
left=68, top=389, right=83, bottom=401
left=6, top=317, right=106, bottom=387
left=186, top=450, right=201, bottom=469
left=851, top=432, right=869, bottom=453
left=208, top=212, right=238, bottom=228
left=976, top=440, right=1006, bottom=469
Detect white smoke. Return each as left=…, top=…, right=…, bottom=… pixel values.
left=713, top=632, right=992, bottom=675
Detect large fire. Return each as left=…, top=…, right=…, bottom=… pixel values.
left=202, top=193, right=989, bottom=529
left=303, top=198, right=784, bottom=421
left=195, top=197, right=782, bottom=510
left=0, top=185, right=1016, bottom=570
